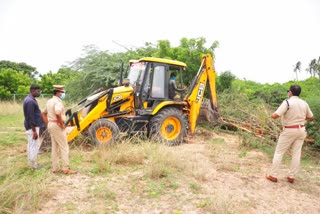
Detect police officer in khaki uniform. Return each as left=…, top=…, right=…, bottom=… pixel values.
left=42, top=85, right=77, bottom=174
left=266, top=85, right=313, bottom=183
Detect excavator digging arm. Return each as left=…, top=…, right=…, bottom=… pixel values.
left=185, top=54, right=220, bottom=134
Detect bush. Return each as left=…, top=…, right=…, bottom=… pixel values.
left=305, top=98, right=320, bottom=146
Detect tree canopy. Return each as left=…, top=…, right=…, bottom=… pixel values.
left=0, top=60, right=38, bottom=79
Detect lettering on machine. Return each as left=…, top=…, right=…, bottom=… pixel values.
left=196, top=83, right=205, bottom=102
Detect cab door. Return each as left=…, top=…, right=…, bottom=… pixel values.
left=150, top=64, right=166, bottom=99
left=139, top=63, right=167, bottom=110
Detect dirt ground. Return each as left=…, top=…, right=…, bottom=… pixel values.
left=36, top=132, right=320, bottom=214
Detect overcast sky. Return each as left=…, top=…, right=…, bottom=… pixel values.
left=1, top=0, right=319, bottom=84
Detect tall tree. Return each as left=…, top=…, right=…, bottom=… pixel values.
left=315, top=56, right=320, bottom=78
left=293, top=61, right=301, bottom=81
left=306, top=59, right=316, bottom=77
left=171, top=37, right=218, bottom=85
left=67, top=45, right=129, bottom=100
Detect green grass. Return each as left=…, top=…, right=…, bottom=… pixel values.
left=301, top=156, right=312, bottom=166
left=0, top=115, right=24, bottom=127
left=0, top=132, right=26, bottom=148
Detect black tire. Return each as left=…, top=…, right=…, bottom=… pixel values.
left=149, top=107, right=187, bottom=146
left=88, top=119, right=120, bottom=146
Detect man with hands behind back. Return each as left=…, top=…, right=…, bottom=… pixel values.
left=42, top=85, right=77, bottom=175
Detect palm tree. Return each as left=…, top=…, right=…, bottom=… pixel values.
left=307, top=59, right=316, bottom=77
left=316, top=56, right=320, bottom=78
left=293, top=61, right=301, bottom=81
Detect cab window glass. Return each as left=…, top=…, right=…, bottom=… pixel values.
left=127, top=62, right=146, bottom=86
left=151, top=65, right=165, bottom=98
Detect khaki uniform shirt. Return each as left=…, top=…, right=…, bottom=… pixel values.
left=275, top=96, right=313, bottom=126
left=43, top=96, right=66, bottom=122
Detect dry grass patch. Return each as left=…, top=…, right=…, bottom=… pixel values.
left=88, top=182, right=117, bottom=201
left=143, top=142, right=184, bottom=179
left=89, top=142, right=146, bottom=174
left=206, top=137, right=225, bottom=158
left=198, top=189, right=240, bottom=214
left=74, top=138, right=185, bottom=179
left=0, top=101, right=23, bottom=115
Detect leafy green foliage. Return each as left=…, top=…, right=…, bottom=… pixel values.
left=253, top=83, right=288, bottom=108
left=0, top=68, right=31, bottom=99
left=39, top=67, right=80, bottom=95
left=305, top=98, right=320, bottom=145
left=217, top=71, right=236, bottom=92
left=0, top=61, right=37, bottom=99
left=231, top=79, right=262, bottom=100
left=171, top=38, right=217, bottom=86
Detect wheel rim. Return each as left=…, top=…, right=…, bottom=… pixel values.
left=160, top=117, right=181, bottom=140
left=95, top=127, right=112, bottom=143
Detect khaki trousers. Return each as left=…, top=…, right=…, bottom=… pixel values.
left=48, top=123, right=70, bottom=171
left=270, top=127, right=307, bottom=178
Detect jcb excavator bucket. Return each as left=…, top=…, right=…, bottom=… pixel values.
left=198, top=99, right=220, bottom=123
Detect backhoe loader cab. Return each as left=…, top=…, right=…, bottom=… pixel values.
left=126, top=57, right=187, bottom=111
left=65, top=54, right=219, bottom=146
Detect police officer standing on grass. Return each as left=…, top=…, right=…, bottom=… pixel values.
left=266, top=85, right=314, bottom=183
left=42, top=85, right=77, bottom=175
left=23, top=84, right=43, bottom=170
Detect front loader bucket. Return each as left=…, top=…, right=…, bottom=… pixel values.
left=198, top=99, right=220, bottom=123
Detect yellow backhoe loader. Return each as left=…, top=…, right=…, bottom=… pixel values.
left=65, top=54, right=220, bottom=146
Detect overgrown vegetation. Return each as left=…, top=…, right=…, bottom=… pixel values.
left=0, top=36, right=319, bottom=212
left=225, top=78, right=320, bottom=146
